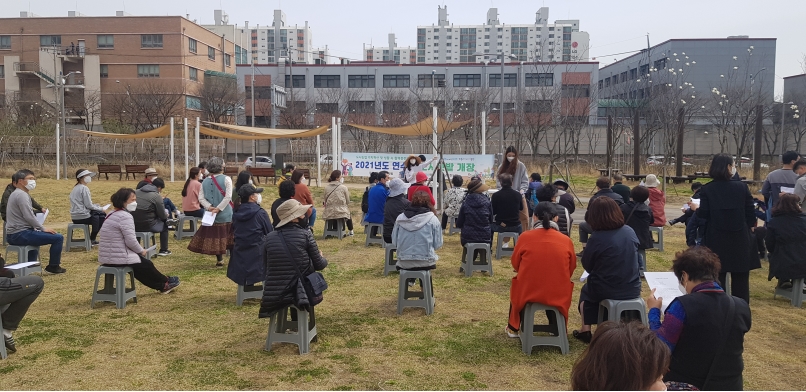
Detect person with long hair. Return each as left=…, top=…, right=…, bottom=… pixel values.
left=571, top=321, right=669, bottom=391
left=689, top=154, right=760, bottom=303
left=188, top=157, right=234, bottom=267
left=573, top=197, right=641, bottom=343
left=233, top=170, right=254, bottom=210
left=181, top=167, right=205, bottom=218
left=646, top=247, right=751, bottom=391
left=392, top=190, right=443, bottom=274
left=621, top=186, right=654, bottom=275
left=496, top=146, right=530, bottom=232
left=69, top=169, right=107, bottom=245
left=506, top=202, right=576, bottom=338
left=403, top=154, right=438, bottom=183
left=765, top=193, right=806, bottom=290
left=291, top=169, right=316, bottom=230
left=322, top=170, right=355, bottom=236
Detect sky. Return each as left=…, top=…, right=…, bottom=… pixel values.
left=4, top=0, right=804, bottom=96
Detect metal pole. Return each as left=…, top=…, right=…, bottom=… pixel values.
left=60, top=73, right=67, bottom=179
left=184, top=118, right=189, bottom=179
left=337, top=118, right=343, bottom=165
left=633, top=111, right=641, bottom=175
left=754, top=104, right=763, bottom=181
left=432, top=106, right=438, bottom=199
left=781, top=101, right=786, bottom=158
left=316, top=134, right=321, bottom=188
left=55, top=124, right=60, bottom=180
left=270, top=86, right=277, bottom=162
left=481, top=110, right=487, bottom=155
left=332, top=116, right=337, bottom=171
left=500, top=55, right=505, bottom=155
left=251, top=61, right=256, bottom=167
left=195, top=117, right=200, bottom=166
left=170, top=117, right=175, bottom=182
left=675, top=108, right=684, bottom=177
left=606, top=115, right=613, bottom=175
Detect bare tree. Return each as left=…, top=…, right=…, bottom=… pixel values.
left=196, top=75, right=241, bottom=124
left=105, top=81, right=184, bottom=133
left=68, top=89, right=102, bottom=131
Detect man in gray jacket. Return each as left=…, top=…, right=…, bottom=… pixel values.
left=762, top=150, right=800, bottom=222
left=793, top=159, right=806, bottom=209
left=132, top=178, right=171, bottom=256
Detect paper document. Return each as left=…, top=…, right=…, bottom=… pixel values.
left=644, top=272, right=686, bottom=313
left=5, top=262, right=40, bottom=270
left=580, top=270, right=590, bottom=282
left=781, top=186, right=795, bottom=194
left=201, top=211, right=217, bottom=226
left=102, top=204, right=111, bottom=211
left=145, top=245, right=157, bottom=253
left=35, top=210, right=49, bottom=225
left=682, top=204, right=690, bottom=211
left=690, top=198, right=701, bottom=207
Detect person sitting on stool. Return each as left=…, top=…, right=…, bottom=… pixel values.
left=69, top=169, right=108, bottom=246
left=0, top=256, right=44, bottom=355
left=132, top=178, right=171, bottom=257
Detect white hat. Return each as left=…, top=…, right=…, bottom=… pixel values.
left=388, top=178, right=411, bottom=197
left=276, top=199, right=312, bottom=228
left=645, top=174, right=660, bottom=188
left=76, top=169, right=96, bottom=179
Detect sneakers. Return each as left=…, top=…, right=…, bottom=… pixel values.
left=576, top=250, right=584, bottom=258
left=161, top=276, right=180, bottom=293
left=348, top=230, right=354, bottom=236
left=157, top=250, right=172, bottom=257
left=502, top=242, right=510, bottom=249
left=4, top=335, right=16, bottom=353
left=91, top=240, right=100, bottom=246
left=667, top=220, right=675, bottom=226
left=504, top=327, right=519, bottom=338
left=45, top=265, right=66, bottom=274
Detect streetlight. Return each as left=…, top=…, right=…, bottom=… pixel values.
left=49, top=71, right=82, bottom=179
left=472, top=51, right=517, bottom=156
left=749, top=67, right=765, bottom=95
left=781, top=101, right=795, bottom=156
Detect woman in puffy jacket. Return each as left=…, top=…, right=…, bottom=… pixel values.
left=392, top=190, right=443, bottom=271
left=321, top=170, right=354, bottom=236
left=765, top=193, right=806, bottom=290
left=456, top=177, right=494, bottom=246
left=98, top=188, right=179, bottom=293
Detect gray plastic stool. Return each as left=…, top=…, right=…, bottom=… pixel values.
left=91, top=265, right=137, bottom=309
left=66, top=223, right=92, bottom=251
left=265, top=305, right=317, bottom=355
left=364, top=223, right=384, bottom=247
left=236, top=284, right=263, bottom=306
left=649, top=226, right=664, bottom=251
left=519, top=303, right=569, bottom=355
left=460, top=243, right=493, bottom=277
left=397, top=269, right=434, bottom=315
left=447, top=216, right=461, bottom=235
left=323, top=219, right=346, bottom=240
left=174, top=215, right=199, bottom=240
left=597, top=298, right=648, bottom=326
left=383, top=242, right=398, bottom=276
left=135, top=232, right=156, bottom=259
left=0, top=304, right=8, bottom=359
left=495, top=231, right=520, bottom=259
left=5, top=244, right=39, bottom=265
left=774, top=278, right=805, bottom=308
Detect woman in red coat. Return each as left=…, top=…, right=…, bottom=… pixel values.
left=407, top=171, right=436, bottom=206
left=506, top=202, right=577, bottom=337
left=645, top=174, right=666, bottom=227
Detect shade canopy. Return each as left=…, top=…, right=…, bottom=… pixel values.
left=77, top=124, right=171, bottom=139
left=346, top=117, right=472, bottom=136
left=202, top=122, right=330, bottom=139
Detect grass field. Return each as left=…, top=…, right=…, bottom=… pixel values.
left=1, top=177, right=804, bottom=390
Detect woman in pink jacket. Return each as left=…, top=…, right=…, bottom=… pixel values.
left=645, top=174, right=666, bottom=227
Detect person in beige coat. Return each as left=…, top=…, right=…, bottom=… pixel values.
left=321, top=170, right=354, bottom=236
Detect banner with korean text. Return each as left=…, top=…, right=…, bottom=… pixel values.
left=340, top=153, right=496, bottom=179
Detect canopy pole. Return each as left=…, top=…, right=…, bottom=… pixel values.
left=432, top=108, right=438, bottom=200
left=331, top=117, right=337, bottom=171
left=337, top=118, right=342, bottom=169
left=55, top=124, right=60, bottom=180
left=195, top=117, right=200, bottom=166
left=170, top=117, right=175, bottom=182
left=316, top=134, right=322, bottom=188
left=184, top=118, right=189, bottom=180
left=481, top=110, right=486, bottom=155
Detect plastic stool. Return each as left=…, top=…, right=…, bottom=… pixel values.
left=0, top=304, right=9, bottom=359
left=447, top=216, right=461, bottom=235
left=495, top=231, right=520, bottom=259
left=174, top=215, right=199, bottom=240
left=383, top=242, right=398, bottom=276
left=5, top=245, right=39, bottom=265
left=774, top=278, right=805, bottom=308
left=460, top=243, right=493, bottom=277
left=265, top=305, right=317, bottom=355
left=91, top=265, right=137, bottom=309
left=397, top=269, right=434, bottom=315
left=323, top=219, right=346, bottom=240
left=66, top=223, right=92, bottom=251
left=597, top=298, right=648, bottom=326
left=236, top=284, right=263, bottom=306
left=649, top=226, right=664, bottom=251
left=519, top=303, right=569, bottom=355
left=135, top=232, right=156, bottom=259
left=364, top=223, right=384, bottom=247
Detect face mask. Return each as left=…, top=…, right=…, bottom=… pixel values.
left=126, top=201, right=138, bottom=212
left=507, top=156, right=515, bottom=162
left=255, top=194, right=262, bottom=204
left=340, top=177, right=344, bottom=183
left=204, top=170, right=209, bottom=175
left=152, top=176, right=158, bottom=180
left=198, top=174, right=203, bottom=180
left=249, top=179, right=253, bottom=185
left=731, top=166, right=737, bottom=176
left=302, top=177, right=307, bottom=183
left=410, top=159, right=416, bottom=164
left=84, top=176, right=92, bottom=184
left=25, top=180, right=36, bottom=191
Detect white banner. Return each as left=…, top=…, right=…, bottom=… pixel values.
left=341, top=153, right=496, bottom=179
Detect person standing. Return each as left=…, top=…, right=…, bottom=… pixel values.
left=383, top=178, right=411, bottom=244
left=690, top=154, right=760, bottom=304
left=496, top=146, right=530, bottom=233
left=442, top=175, right=467, bottom=230
left=181, top=167, right=205, bottom=218
left=188, top=157, right=234, bottom=267
left=645, top=174, right=666, bottom=227
left=322, top=170, right=355, bottom=236
left=69, top=169, right=107, bottom=245
left=227, top=184, right=272, bottom=289
left=611, top=173, right=631, bottom=202
left=403, top=154, right=438, bottom=183
left=761, top=150, right=800, bottom=222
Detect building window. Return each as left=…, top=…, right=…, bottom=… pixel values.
left=383, top=74, right=410, bottom=88
left=0, top=65, right=4, bottom=78
left=314, top=75, right=340, bottom=88
left=225, top=54, right=231, bottom=67
left=189, top=38, right=197, bottom=53
left=348, top=75, right=375, bottom=88
left=562, top=85, right=590, bottom=98
left=489, top=73, right=517, bottom=87
left=0, top=35, right=10, bottom=49
left=285, top=74, right=306, bottom=88
left=629, top=68, right=637, bottom=80
left=523, top=100, right=552, bottom=114
left=417, top=74, right=446, bottom=88
left=186, top=96, right=201, bottom=110
left=94, top=35, right=114, bottom=49
left=598, top=80, right=603, bottom=90
left=99, top=64, right=108, bottom=78
left=349, top=101, right=375, bottom=114
left=137, top=64, right=160, bottom=78
left=208, top=47, right=216, bottom=61
left=453, top=74, right=481, bottom=87
left=189, top=67, right=198, bottom=81
left=525, top=73, right=554, bottom=86
left=316, top=103, right=338, bottom=113
left=141, top=34, right=163, bottom=48
left=40, top=35, right=61, bottom=46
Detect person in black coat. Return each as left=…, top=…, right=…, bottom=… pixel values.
left=491, top=173, right=523, bottom=246
left=620, top=186, right=654, bottom=274
left=271, top=180, right=296, bottom=228
left=578, top=177, right=625, bottom=254
left=765, top=193, right=806, bottom=289
left=383, top=178, right=411, bottom=244
left=534, top=184, right=572, bottom=236
left=259, top=199, right=328, bottom=320
left=227, top=185, right=272, bottom=288
left=690, top=154, right=760, bottom=304
left=553, top=179, right=576, bottom=214
left=456, top=178, right=494, bottom=246
left=573, top=197, right=641, bottom=344
left=611, top=173, right=632, bottom=202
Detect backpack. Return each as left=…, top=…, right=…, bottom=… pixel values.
left=361, top=186, right=370, bottom=213
left=525, top=188, right=537, bottom=211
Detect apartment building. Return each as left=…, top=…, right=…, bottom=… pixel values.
left=364, top=34, right=418, bottom=64
left=363, top=6, right=590, bottom=65
left=0, top=12, right=236, bottom=130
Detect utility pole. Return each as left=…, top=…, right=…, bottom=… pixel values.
left=251, top=60, right=256, bottom=166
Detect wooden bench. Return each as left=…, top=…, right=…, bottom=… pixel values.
left=597, top=168, right=621, bottom=176
left=97, top=164, right=122, bottom=180
left=124, top=165, right=149, bottom=180
left=623, top=174, right=648, bottom=182
left=223, top=166, right=239, bottom=178
left=665, top=176, right=695, bottom=184
left=250, top=167, right=277, bottom=185
left=298, top=168, right=319, bottom=187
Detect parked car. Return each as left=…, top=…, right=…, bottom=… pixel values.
left=647, top=155, right=692, bottom=166
left=734, top=156, right=769, bottom=169
left=320, top=154, right=333, bottom=165
left=244, top=156, right=273, bottom=168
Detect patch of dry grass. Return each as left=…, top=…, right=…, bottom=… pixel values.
left=1, top=178, right=803, bottom=390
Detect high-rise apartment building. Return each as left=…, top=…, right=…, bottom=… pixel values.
left=363, top=6, right=590, bottom=64
left=364, top=34, right=417, bottom=64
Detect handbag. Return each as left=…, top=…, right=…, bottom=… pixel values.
left=322, top=185, right=340, bottom=207
left=210, top=175, right=235, bottom=209
left=701, top=294, right=736, bottom=390
left=278, top=231, right=327, bottom=307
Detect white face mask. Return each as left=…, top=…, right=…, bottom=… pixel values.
left=25, top=179, right=36, bottom=191
left=339, top=177, right=344, bottom=183
left=302, top=176, right=307, bottom=183
left=248, top=179, right=253, bottom=185
left=84, top=176, right=92, bottom=184
left=410, top=159, right=416, bottom=164
left=198, top=173, right=203, bottom=180
left=151, top=176, right=158, bottom=180
left=255, top=193, right=262, bottom=204
left=731, top=166, right=737, bottom=176
left=507, top=156, right=515, bottom=162
left=126, top=201, right=138, bottom=212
